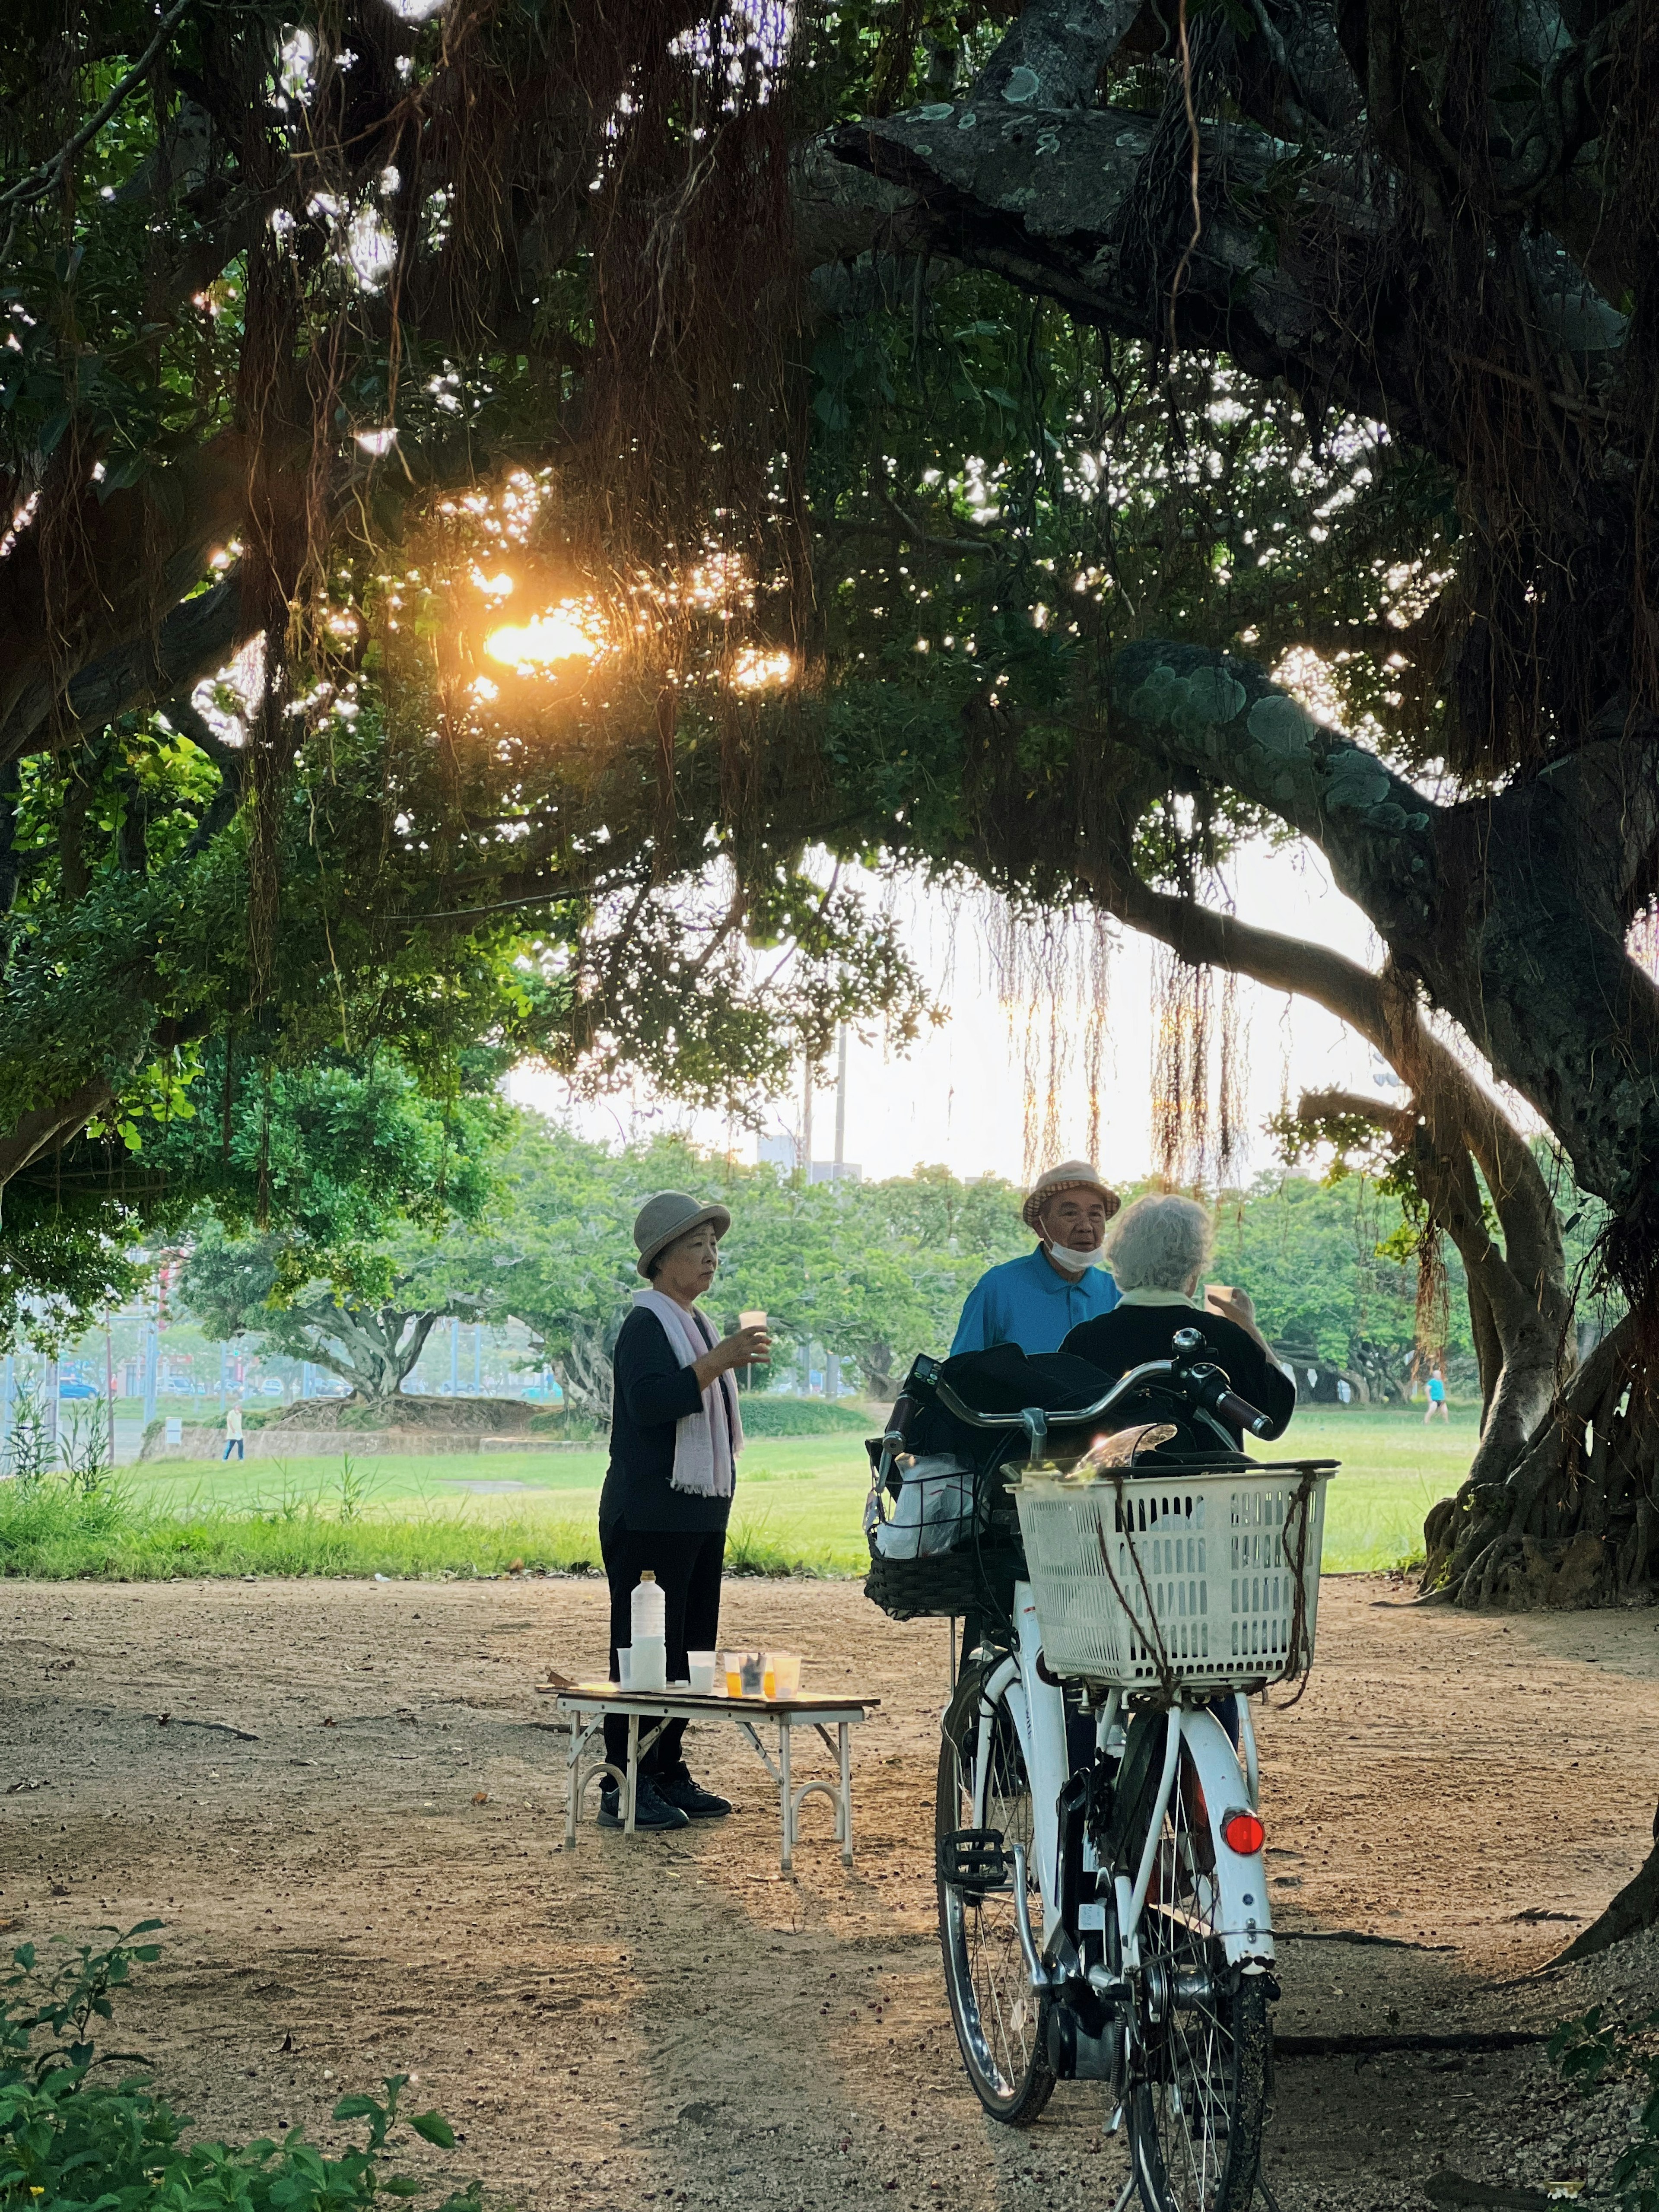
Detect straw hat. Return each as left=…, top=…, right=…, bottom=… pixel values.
left=1020, top=1160, right=1122, bottom=1232
left=632, top=1190, right=733, bottom=1278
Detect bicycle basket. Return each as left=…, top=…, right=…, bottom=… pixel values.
left=863, top=1445, right=1026, bottom=1622
left=1012, top=1459, right=1336, bottom=1689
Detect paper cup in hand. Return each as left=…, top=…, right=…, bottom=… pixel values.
left=740, top=1310, right=767, bottom=1331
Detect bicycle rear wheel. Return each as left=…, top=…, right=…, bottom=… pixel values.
left=936, top=1668, right=1056, bottom=2124
left=1125, top=1735, right=1271, bottom=2212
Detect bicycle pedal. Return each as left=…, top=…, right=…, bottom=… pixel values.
left=938, top=1826, right=1008, bottom=1891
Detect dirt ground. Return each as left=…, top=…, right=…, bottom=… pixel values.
left=3, top=1573, right=1658, bottom=2212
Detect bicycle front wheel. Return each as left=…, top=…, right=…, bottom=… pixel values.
left=936, top=1667, right=1056, bottom=2125
left=1127, top=1738, right=1271, bottom=2212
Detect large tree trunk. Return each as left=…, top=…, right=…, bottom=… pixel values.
left=290, top=1304, right=441, bottom=1403
left=1422, top=1311, right=1658, bottom=1608
left=553, top=1323, right=614, bottom=1429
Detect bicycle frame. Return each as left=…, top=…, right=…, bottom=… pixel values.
left=969, top=1583, right=1276, bottom=1994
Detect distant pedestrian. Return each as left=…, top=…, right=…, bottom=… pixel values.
left=223, top=1401, right=244, bottom=1460
left=1424, top=1369, right=1448, bottom=1424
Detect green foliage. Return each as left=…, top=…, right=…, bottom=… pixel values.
left=478, top=1121, right=1031, bottom=1407
left=737, top=1397, right=872, bottom=1435
left=1549, top=2007, right=1659, bottom=2212
left=0, top=1923, right=475, bottom=2212
left=0, top=1465, right=599, bottom=1582
left=170, top=1055, right=512, bottom=1400
left=1210, top=1170, right=1468, bottom=1389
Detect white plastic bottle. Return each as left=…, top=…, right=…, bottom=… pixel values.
left=629, top=1570, right=667, bottom=1692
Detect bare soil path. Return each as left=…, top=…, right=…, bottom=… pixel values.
left=1, top=1574, right=1657, bottom=2211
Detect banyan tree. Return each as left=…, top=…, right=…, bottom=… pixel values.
left=3, top=0, right=1658, bottom=1653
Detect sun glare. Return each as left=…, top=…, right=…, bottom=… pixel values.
left=485, top=603, right=607, bottom=671
left=731, top=646, right=793, bottom=690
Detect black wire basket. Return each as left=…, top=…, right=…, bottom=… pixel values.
left=862, top=1441, right=1027, bottom=1623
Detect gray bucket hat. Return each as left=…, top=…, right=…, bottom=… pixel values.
left=632, top=1190, right=733, bottom=1278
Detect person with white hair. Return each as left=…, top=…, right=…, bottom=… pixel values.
left=1060, top=1192, right=1295, bottom=1444
left=950, top=1160, right=1123, bottom=1357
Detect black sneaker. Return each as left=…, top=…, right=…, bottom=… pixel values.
left=653, top=1767, right=733, bottom=1819
left=598, top=1777, right=690, bottom=1831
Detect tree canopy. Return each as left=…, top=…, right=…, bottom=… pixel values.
left=5, top=0, right=1659, bottom=1618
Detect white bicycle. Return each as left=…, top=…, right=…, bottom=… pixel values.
left=868, top=1332, right=1333, bottom=2212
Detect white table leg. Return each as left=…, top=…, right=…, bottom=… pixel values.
left=565, top=1712, right=580, bottom=1849
left=779, top=1716, right=793, bottom=1872
left=626, top=1713, right=640, bottom=1835
left=839, top=1721, right=853, bottom=1867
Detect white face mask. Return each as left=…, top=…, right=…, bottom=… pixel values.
left=1047, top=1239, right=1106, bottom=1274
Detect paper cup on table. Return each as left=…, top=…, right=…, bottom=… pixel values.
left=738, top=1650, right=766, bottom=1697
left=688, top=1651, right=718, bottom=1694
left=616, top=1646, right=632, bottom=1688
left=770, top=1652, right=802, bottom=1698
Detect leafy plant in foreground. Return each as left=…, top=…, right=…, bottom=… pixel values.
left=1548, top=2006, right=1659, bottom=2210
left=0, top=1924, right=476, bottom=2212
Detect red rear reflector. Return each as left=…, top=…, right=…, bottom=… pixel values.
left=1221, top=1810, right=1265, bottom=1855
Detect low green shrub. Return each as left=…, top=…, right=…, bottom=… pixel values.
left=0, top=1923, right=476, bottom=2212
left=1549, top=2005, right=1659, bottom=2209
left=738, top=1397, right=872, bottom=1437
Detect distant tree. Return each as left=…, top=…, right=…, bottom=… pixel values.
left=181, top=1216, right=505, bottom=1404
left=476, top=1124, right=665, bottom=1424
left=171, top=1052, right=507, bottom=1402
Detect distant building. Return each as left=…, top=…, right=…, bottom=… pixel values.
left=756, top=1134, right=861, bottom=1184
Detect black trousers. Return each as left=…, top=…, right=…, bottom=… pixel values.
left=601, top=1523, right=726, bottom=1775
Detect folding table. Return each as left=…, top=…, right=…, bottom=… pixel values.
left=553, top=1684, right=877, bottom=1871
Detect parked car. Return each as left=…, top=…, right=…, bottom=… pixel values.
left=58, top=1379, right=99, bottom=1400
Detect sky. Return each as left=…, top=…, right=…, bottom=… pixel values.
left=507, top=835, right=1416, bottom=1194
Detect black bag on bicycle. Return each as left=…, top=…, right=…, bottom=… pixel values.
left=862, top=1346, right=1115, bottom=1624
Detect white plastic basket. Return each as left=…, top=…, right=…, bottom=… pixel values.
left=1012, top=1462, right=1334, bottom=1689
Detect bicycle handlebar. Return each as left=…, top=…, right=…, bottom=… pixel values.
left=918, top=1326, right=1277, bottom=1447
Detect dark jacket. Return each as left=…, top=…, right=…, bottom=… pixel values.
left=599, top=1305, right=735, bottom=1536
left=1058, top=1302, right=1297, bottom=1446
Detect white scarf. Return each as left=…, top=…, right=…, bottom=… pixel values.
left=632, top=1290, right=744, bottom=1497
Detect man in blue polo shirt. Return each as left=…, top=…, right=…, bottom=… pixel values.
left=951, top=1160, right=1122, bottom=1356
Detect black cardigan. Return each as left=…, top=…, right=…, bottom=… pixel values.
left=599, top=1305, right=735, bottom=1536
left=1058, top=1302, right=1297, bottom=1446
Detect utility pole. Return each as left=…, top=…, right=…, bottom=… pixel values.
left=826, top=1027, right=849, bottom=1400
left=105, top=1323, right=116, bottom=1470
left=142, top=1295, right=159, bottom=1430
left=801, top=1056, right=813, bottom=1184
left=834, top=1027, right=848, bottom=1179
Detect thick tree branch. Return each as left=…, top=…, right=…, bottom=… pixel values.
left=1082, top=849, right=1570, bottom=1434
left=967, top=0, right=1144, bottom=111
left=0, top=1073, right=117, bottom=1198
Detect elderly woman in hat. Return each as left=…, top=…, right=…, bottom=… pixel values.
left=597, top=1191, right=771, bottom=1833
left=950, top=1159, right=1123, bottom=1357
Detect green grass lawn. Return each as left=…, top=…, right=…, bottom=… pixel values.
left=24, top=1399, right=1471, bottom=1581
